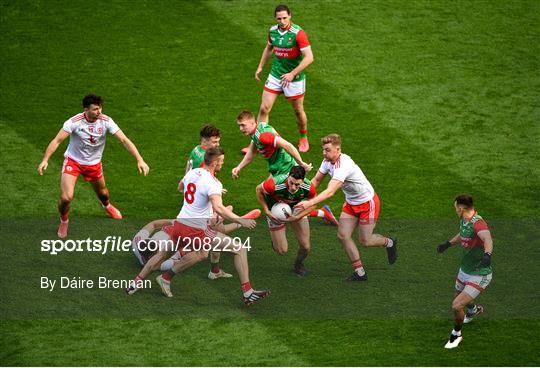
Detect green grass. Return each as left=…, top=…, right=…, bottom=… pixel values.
left=0, top=0, right=539, bottom=366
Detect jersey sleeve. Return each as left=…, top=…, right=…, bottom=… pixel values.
left=105, top=118, right=120, bottom=135
left=62, top=119, right=73, bottom=134
left=318, top=160, right=329, bottom=175
left=474, top=219, right=489, bottom=233
left=259, top=131, right=278, bottom=147
left=308, top=183, right=317, bottom=199
left=207, top=180, right=223, bottom=197
left=296, top=30, right=310, bottom=50
left=332, top=160, right=353, bottom=182
left=262, top=177, right=276, bottom=195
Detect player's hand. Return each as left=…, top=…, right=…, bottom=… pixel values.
left=281, top=72, right=295, bottom=87
left=437, top=240, right=452, bottom=253
left=237, top=218, right=256, bottom=229
left=282, top=214, right=298, bottom=223
left=231, top=167, right=241, bottom=179
left=138, top=160, right=150, bottom=176
left=301, top=162, right=313, bottom=172
left=477, top=252, right=492, bottom=268
left=221, top=188, right=228, bottom=195
left=37, top=160, right=48, bottom=175
left=255, top=67, right=263, bottom=82
left=294, top=200, right=311, bottom=212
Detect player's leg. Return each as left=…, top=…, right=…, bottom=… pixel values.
left=445, top=290, right=474, bottom=349
left=337, top=211, right=367, bottom=281
left=258, top=87, right=280, bottom=123
left=309, top=205, right=339, bottom=226
left=156, top=251, right=208, bottom=297
left=89, top=178, right=122, bottom=219
left=212, top=232, right=270, bottom=306
left=290, top=96, right=309, bottom=152
left=291, top=217, right=310, bottom=276
left=270, top=227, right=289, bottom=255
left=57, top=172, right=78, bottom=238
left=356, top=194, right=397, bottom=264
left=207, top=207, right=233, bottom=279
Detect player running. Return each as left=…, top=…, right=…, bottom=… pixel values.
left=295, top=134, right=397, bottom=281
left=37, top=94, right=149, bottom=238
left=437, top=194, right=494, bottom=349
left=254, top=4, right=314, bottom=153
left=255, top=165, right=319, bottom=276
left=182, top=124, right=233, bottom=279
left=128, top=147, right=270, bottom=306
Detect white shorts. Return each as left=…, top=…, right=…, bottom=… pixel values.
left=455, top=269, right=492, bottom=298
left=264, top=74, right=306, bottom=100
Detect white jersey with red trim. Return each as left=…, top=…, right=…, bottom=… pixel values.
left=177, top=168, right=223, bottom=229
left=62, top=113, right=120, bottom=165
left=318, top=153, right=374, bottom=205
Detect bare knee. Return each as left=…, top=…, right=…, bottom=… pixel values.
left=273, top=242, right=288, bottom=255
left=259, top=102, right=272, bottom=117
left=337, top=231, right=351, bottom=242
left=452, top=300, right=464, bottom=312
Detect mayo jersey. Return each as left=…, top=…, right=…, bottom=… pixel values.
left=62, top=113, right=120, bottom=165
left=318, top=153, right=374, bottom=205
left=177, top=168, right=223, bottom=229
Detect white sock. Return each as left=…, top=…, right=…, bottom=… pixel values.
left=160, top=259, right=174, bottom=271
left=452, top=329, right=461, bottom=337
left=386, top=238, right=394, bottom=247
left=317, top=210, right=324, bottom=218
left=355, top=267, right=366, bottom=276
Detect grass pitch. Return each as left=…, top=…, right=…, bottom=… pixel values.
left=1, top=0, right=539, bottom=366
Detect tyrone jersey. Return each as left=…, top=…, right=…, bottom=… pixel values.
left=268, top=23, right=310, bottom=81
left=177, top=168, right=223, bottom=229
left=318, top=153, right=374, bottom=205
left=62, top=113, right=120, bottom=165
left=459, top=212, right=491, bottom=276
left=262, top=173, right=316, bottom=207
left=186, top=145, right=205, bottom=172
left=251, top=122, right=296, bottom=175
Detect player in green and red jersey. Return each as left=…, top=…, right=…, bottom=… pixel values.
left=233, top=110, right=312, bottom=178
left=255, top=165, right=317, bottom=276
left=437, top=194, right=494, bottom=349
left=254, top=4, right=314, bottom=153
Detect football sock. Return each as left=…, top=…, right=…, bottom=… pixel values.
left=296, top=248, right=309, bottom=264
left=352, top=259, right=366, bottom=276
left=241, top=281, right=253, bottom=297
left=385, top=238, right=394, bottom=247
left=310, top=210, right=324, bottom=218
left=210, top=263, right=220, bottom=273
left=162, top=269, right=176, bottom=282
left=466, top=303, right=476, bottom=313
left=160, top=259, right=174, bottom=272
left=299, top=129, right=308, bottom=138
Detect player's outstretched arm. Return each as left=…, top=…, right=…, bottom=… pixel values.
left=113, top=130, right=150, bottom=176
left=232, top=142, right=256, bottom=179
left=294, top=179, right=342, bottom=212
left=310, top=171, right=326, bottom=189
left=209, top=195, right=256, bottom=229
left=281, top=47, right=314, bottom=86
left=275, top=137, right=312, bottom=172
left=38, top=129, right=70, bottom=175
left=255, top=43, right=274, bottom=82
left=437, top=233, right=460, bottom=253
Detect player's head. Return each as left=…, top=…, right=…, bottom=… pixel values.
left=200, top=124, right=221, bottom=149
left=236, top=111, right=257, bottom=136
left=321, top=134, right=342, bottom=163
left=82, top=94, right=103, bottom=121
left=275, top=4, right=291, bottom=29
left=454, top=194, right=474, bottom=218
left=287, top=165, right=306, bottom=193
left=204, top=146, right=225, bottom=173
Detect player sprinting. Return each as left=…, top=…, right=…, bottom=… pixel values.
left=437, top=194, right=494, bottom=349
left=37, top=94, right=149, bottom=238
left=233, top=110, right=337, bottom=226
left=254, top=4, right=314, bottom=153
left=256, top=165, right=319, bottom=276
left=182, top=124, right=233, bottom=280
left=295, top=134, right=397, bottom=281
left=128, top=147, right=270, bottom=306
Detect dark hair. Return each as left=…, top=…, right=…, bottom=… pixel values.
left=82, top=94, right=103, bottom=108
left=454, top=194, right=474, bottom=209
left=275, top=4, right=291, bottom=15
left=289, top=165, right=306, bottom=180
left=204, top=146, right=225, bottom=165
left=237, top=110, right=255, bottom=122
left=200, top=124, right=221, bottom=139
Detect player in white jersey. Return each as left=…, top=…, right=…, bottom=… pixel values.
left=37, top=95, right=150, bottom=238
left=295, top=134, right=397, bottom=281
left=127, top=147, right=270, bottom=306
